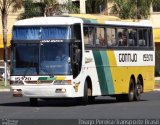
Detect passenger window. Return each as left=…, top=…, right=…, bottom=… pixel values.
left=117, top=28, right=128, bottom=46
left=95, top=27, right=105, bottom=46
left=106, top=28, right=117, bottom=47
left=138, top=29, right=147, bottom=46
left=83, top=27, right=94, bottom=45
left=128, top=29, right=137, bottom=46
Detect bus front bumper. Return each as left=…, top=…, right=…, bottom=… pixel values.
left=10, top=85, right=77, bottom=98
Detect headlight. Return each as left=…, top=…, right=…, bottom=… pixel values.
left=10, top=81, right=24, bottom=85
left=53, top=80, right=71, bottom=85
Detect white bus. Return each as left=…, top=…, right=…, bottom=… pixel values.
left=10, top=15, right=155, bottom=105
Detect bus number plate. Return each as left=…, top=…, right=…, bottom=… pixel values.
left=15, top=77, right=31, bottom=81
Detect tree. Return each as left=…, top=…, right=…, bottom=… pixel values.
left=19, top=0, right=45, bottom=19
left=0, top=0, right=22, bottom=86
left=86, top=0, right=107, bottom=14
left=20, top=0, right=79, bottom=18
left=43, top=0, right=79, bottom=16
left=111, top=0, right=160, bottom=19
left=43, top=0, right=62, bottom=16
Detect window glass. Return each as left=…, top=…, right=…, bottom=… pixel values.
left=106, top=28, right=117, bottom=47
left=117, top=28, right=128, bottom=46
left=84, top=27, right=94, bottom=45
left=95, top=27, right=105, bottom=46
left=128, top=29, right=137, bottom=46
left=138, top=29, right=147, bottom=46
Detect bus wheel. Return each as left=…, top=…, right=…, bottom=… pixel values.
left=116, top=79, right=135, bottom=102
left=126, top=79, right=135, bottom=102
left=81, top=81, right=91, bottom=105
left=30, top=98, right=38, bottom=106
left=134, top=79, right=143, bottom=101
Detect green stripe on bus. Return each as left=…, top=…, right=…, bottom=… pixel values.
left=93, top=51, right=114, bottom=95
left=100, top=51, right=114, bottom=94
left=93, top=51, right=108, bottom=94
left=38, top=77, right=54, bottom=81
left=82, top=19, right=97, bottom=24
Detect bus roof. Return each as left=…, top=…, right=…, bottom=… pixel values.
left=68, top=14, right=152, bottom=27
left=14, top=16, right=83, bottom=26
left=14, top=14, right=152, bottom=28
left=105, top=20, right=152, bottom=27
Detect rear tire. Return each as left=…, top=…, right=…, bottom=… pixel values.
left=134, top=79, right=143, bottom=101
left=125, top=79, right=135, bottom=102
left=116, top=79, right=135, bottom=102
left=30, top=98, right=38, bottom=106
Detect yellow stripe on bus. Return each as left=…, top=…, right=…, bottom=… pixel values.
left=107, top=51, right=154, bottom=94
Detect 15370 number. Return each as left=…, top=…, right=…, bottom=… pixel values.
left=15, top=77, right=31, bottom=81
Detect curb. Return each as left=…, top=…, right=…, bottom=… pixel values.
left=155, top=77, right=160, bottom=81
left=0, top=89, right=10, bottom=92
left=154, top=89, right=160, bottom=91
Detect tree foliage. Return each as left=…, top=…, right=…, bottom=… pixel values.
left=20, top=0, right=79, bottom=19
left=86, top=0, right=107, bottom=13
left=111, top=0, right=160, bottom=19
left=19, top=0, right=45, bottom=19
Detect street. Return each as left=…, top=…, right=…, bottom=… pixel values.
left=0, top=91, right=160, bottom=119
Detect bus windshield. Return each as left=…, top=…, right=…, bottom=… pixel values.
left=11, top=42, right=71, bottom=76
left=11, top=26, right=72, bottom=76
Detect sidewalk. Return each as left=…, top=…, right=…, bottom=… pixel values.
left=155, top=77, right=160, bottom=91
left=0, top=81, right=10, bottom=92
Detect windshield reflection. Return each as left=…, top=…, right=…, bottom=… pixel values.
left=39, top=43, right=70, bottom=76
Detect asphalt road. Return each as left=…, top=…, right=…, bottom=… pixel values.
left=0, top=91, right=160, bottom=120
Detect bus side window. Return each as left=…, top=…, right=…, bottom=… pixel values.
left=128, top=29, right=137, bottom=46
left=95, top=27, right=105, bottom=47
left=83, top=27, right=94, bottom=46
left=117, top=28, right=128, bottom=46
left=138, top=29, right=147, bottom=46
left=106, top=28, right=116, bottom=47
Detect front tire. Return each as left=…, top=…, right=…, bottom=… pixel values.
left=81, top=82, right=89, bottom=105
